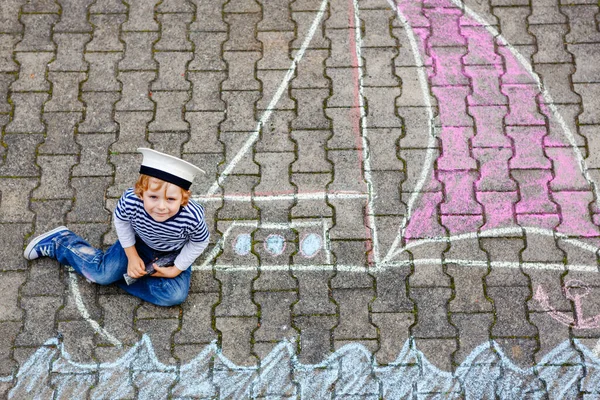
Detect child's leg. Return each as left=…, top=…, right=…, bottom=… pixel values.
left=116, top=268, right=191, bottom=307
left=53, top=230, right=128, bottom=284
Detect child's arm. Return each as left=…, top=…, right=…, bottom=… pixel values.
left=152, top=238, right=209, bottom=278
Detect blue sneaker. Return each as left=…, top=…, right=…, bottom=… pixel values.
left=24, top=226, right=69, bottom=260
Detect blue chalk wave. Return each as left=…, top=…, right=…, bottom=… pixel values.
left=6, top=335, right=600, bottom=399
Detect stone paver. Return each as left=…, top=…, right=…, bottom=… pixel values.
left=2, top=0, right=600, bottom=398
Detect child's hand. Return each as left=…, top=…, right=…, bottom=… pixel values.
left=127, top=257, right=146, bottom=279
left=152, top=265, right=182, bottom=278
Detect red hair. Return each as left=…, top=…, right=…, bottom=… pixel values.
left=134, top=174, right=190, bottom=206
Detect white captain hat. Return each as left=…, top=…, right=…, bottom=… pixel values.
left=137, top=148, right=205, bottom=190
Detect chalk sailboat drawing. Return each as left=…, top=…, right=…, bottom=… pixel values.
left=9, top=0, right=600, bottom=397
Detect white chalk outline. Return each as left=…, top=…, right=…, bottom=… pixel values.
left=352, top=0, right=380, bottom=265
left=205, top=0, right=329, bottom=196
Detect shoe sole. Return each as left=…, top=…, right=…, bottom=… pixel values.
left=24, top=226, right=69, bottom=260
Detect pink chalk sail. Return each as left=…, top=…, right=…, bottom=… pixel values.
left=396, top=0, right=600, bottom=243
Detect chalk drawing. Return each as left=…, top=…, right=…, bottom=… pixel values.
left=42, top=0, right=600, bottom=395
left=535, top=280, right=600, bottom=330
left=300, top=233, right=322, bottom=258
left=234, top=233, right=252, bottom=256
left=264, top=234, right=286, bottom=256
left=6, top=334, right=600, bottom=399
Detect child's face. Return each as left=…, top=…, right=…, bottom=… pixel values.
left=142, top=178, right=184, bottom=222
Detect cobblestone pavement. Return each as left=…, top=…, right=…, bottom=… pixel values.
left=3, top=0, right=600, bottom=398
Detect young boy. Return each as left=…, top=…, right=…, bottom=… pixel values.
left=23, top=148, right=209, bottom=307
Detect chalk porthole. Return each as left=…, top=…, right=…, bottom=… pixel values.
left=234, top=233, right=252, bottom=256
left=300, top=233, right=322, bottom=258
left=265, top=234, right=286, bottom=256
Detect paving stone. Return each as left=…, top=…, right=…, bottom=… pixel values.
left=6, top=92, right=50, bottom=133
left=45, top=72, right=86, bottom=112
left=371, top=312, right=413, bottom=364
left=432, top=86, right=472, bottom=127
left=326, top=68, right=357, bottom=108
left=15, top=296, right=62, bottom=346
left=333, top=288, right=377, bottom=340
left=78, top=92, right=120, bottom=133
left=0, top=223, right=30, bottom=270
left=413, top=338, right=458, bottom=373
left=0, top=0, right=26, bottom=34
left=48, top=33, right=90, bottom=72
left=0, top=272, right=26, bottom=319
left=86, top=14, right=126, bottom=52
left=189, top=0, right=227, bottom=31
left=562, top=5, right=600, bottom=43
left=155, top=13, right=194, bottom=51
left=223, top=13, right=261, bottom=52
left=67, top=177, right=112, bottom=222
left=451, top=312, right=494, bottom=364
left=575, top=83, right=600, bottom=124
left=215, top=316, right=258, bottom=366
left=97, top=294, right=141, bottom=345
left=0, top=321, right=21, bottom=375
left=220, top=90, right=260, bottom=132
left=183, top=111, right=223, bottom=153
left=15, top=14, right=57, bottom=52
left=0, top=34, right=20, bottom=72
left=83, top=52, right=121, bottom=92
left=447, top=265, right=492, bottom=312
left=187, top=71, right=226, bottom=111
left=488, top=285, right=538, bottom=337
left=136, top=318, right=181, bottom=364
left=529, top=24, right=573, bottom=64
left=512, top=169, right=557, bottom=214
left=32, top=155, right=77, bottom=200
left=119, top=32, right=158, bottom=71
left=293, top=315, right=336, bottom=364
left=258, top=0, right=294, bottom=31
left=148, top=132, right=189, bottom=154
left=409, top=287, right=457, bottom=338
left=89, top=0, right=127, bottom=14
left=293, top=88, right=331, bottom=130
left=291, top=130, right=331, bottom=173
left=122, top=0, right=159, bottom=31
left=0, top=134, right=43, bottom=176
left=222, top=52, right=261, bottom=91
left=292, top=10, right=329, bottom=50
left=529, top=0, right=568, bottom=24
left=0, top=178, right=37, bottom=222
left=11, top=52, right=53, bottom=92
left=175, top=292, right=219, bottom=343
left=72, top=134, right=114, bottom=176
left=254, top=291, right=296, bottom=342
left=188, top=31, right=227, bottom=71
left=38, top=112, right=81, bottom=154
left=56, top=320, right=96, bottom=363
left=326, top=29, right=355, bottom=69
left=111, top=111, right=152, bottom=153
left=362, top=48, right=400, bottom=88
left=55, top=0, right=94, bottom=32
left=152, top=52, right=193, bottom=91
left=493, top=6, right=535, bottom=45
left=106, top=153, right=141, bottom=198
left=116, top=71, right=155, bottom=111
left=214, top=270, right=258, bottom=316
left=148, top=92, right=190, bottom=132
left=29, top=199, right=72, bottom=232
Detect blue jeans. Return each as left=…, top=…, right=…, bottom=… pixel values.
left=53, top=230, right=191, bottom=306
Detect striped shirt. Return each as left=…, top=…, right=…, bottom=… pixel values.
left=113, top=188, right=209, bottom=270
